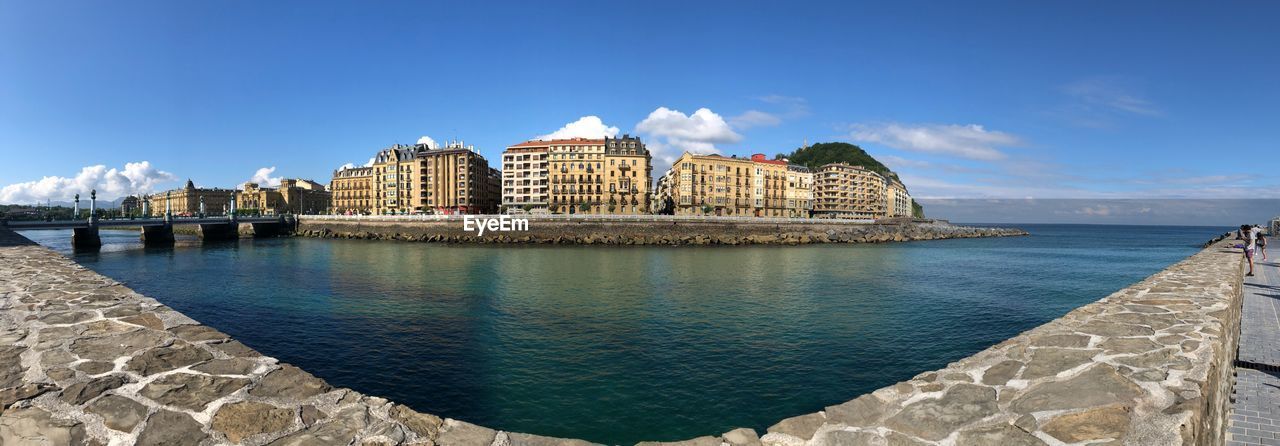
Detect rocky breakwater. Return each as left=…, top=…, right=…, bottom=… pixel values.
left=295, top=217, right=1026, bottom=246
left=747, top=238, right=1244, bottom=445
left=0, top=227, right=595, bottom=446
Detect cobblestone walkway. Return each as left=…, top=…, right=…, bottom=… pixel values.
left=1229, top=256, right=1280, bottom=445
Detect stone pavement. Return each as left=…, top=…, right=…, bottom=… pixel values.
left=1227, top=255, right=1280, bottom=446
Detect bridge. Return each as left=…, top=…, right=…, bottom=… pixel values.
left=0, top=189, right=293, bottom=249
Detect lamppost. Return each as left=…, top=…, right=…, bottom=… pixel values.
left=89, top=190, right=97, bottom=224
left=164, top=191, right=172, bottom=222
left=73, top=193, right=80, bottom=220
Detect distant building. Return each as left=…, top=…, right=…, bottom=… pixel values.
left=785, top=164, right=813, bottom=218
left=417, top=141, right=501, bottom=214
left=749, top=154, right=788, bottom=217
left=511, top=135, right=652, bottom=214
left=502, top=141, right=551, bottom=212
left=666, top=152, right=756, bottom=216
left=120, top=196, right=141, bottom=216
left=331, top=140, right=501, bottom=215
left=146, top=179, right=234, bottom=217
left=238, top=179, right=331, bottom=215
left=887, top=178, right=912, bottom=218
left=331, top=166, right=374, bottom=215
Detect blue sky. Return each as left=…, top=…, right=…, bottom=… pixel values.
left=2, top=1, right=1277, bottom=220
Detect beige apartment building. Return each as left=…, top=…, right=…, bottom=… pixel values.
left=146, top=179, right=234, bottom=217
left=239, top=179, right=331, bottom=215
left=668, top=152, right=756, bottom=216
left=749, top=154, right=789, bottom=217
left=661, top=152, right=813, bottom=217
left=416, top=142, right=501, bottom=214
left=812, top=163, right=888, bottom=219
left=372, top=144, right=420, bottom=215
left=527, top=135, right=651, bottom=214
left=785, top=164, right=814, bottom=218
left=330, top=140, right=500, bottom=215
left=331, top=166, right=374, bottom=214
left=603, top=135, right=651, bottom=214
left=887, top=178, right=913, bottom=217
left=502, top=141, right=550, bottom=212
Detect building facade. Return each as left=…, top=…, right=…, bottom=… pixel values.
left=812, top=163, right=888, bottom=219
left=785, top=164, right=813, bottom=218
left=887, top=178, right=912, bottom=218
left=331, top=166, right=374, bottom=215
left=749, top=154, right=788, bottom=217
left=501, top=141, right=550, bottom=212
left=330, top=140, right=501, bottom=215
left=239, top=179, right=331, bottom=215
left=415, top=142, right=501, bottom=214
left=603, top=135, right=651, bottom=214
left=372, top=144, right=420, bottom=215
left=668, top=152, right=756, bottom=216
left=146, top=179, right=235, bottom=217
left=520, top=135, right=652, bottom=215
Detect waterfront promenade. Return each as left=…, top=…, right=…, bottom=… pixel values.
left=1227, top=257, right=1280, bottom=445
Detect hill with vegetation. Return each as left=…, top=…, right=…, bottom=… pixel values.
left=775, top=142, right=897, bottom=179
left=774, top=142, right=923, bottom=217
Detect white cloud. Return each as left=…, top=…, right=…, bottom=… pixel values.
left=635, top=107, right=743, bottom=172
left=847, top=123, right=1018, bottom=161
left=249, top=167, right=283, bottom=187
left=338, top=163, right=356, bottom=170
left=537, top=116, right=620, bottom=140
left=729, top=110, right=782, bottom=130
left=363, top=157, right=374, bottom=167
left=0, top=161, right=177, bottom=204
left=416, top=136, right=439, bottom=149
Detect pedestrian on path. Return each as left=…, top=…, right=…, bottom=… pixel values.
left=1242, top=224, right=1262, bottom=276
left=1257, top=225, right=1268, bottom=261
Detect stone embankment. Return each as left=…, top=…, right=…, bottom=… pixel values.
left=0, top=228, right=1245, bottom=445
left=751, top=238, right=1244, bottom=446
left=0, top=228, right=588, bottom=446
left=294, top=216, right=1026, bottom=245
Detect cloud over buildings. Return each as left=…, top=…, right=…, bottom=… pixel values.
left=0, top=161, right=177, bottom=204
left=847, top=123, right=1018, bottom=161
left=416, top=136, right=440, bottom=149
left=635, top=107, right=743, bottom=172
left=249, top=166, right=283, bottom=187
left=537, top=116, right=620, bottom=140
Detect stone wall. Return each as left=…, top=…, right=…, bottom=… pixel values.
left=753, top=238, right=1244, bottom=446
left=294, top=217, right=1026, bottom=245
left=0, top=228, right=1244, bottom=445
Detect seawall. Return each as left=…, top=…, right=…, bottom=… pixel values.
left=294, top=215, right=1026, bottom=245
left=0, top=228, right=1243, bottom=445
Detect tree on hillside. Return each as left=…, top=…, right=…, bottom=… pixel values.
left=776, top=142, right=896, bottom=179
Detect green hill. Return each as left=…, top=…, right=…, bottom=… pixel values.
left=775, top=142, right=924, bottom=217
left=775, top=142, right=897, bottom=179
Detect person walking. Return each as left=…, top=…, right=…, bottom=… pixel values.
left=1258, top=225, right=1268, bottom=261
left=1242, top=224, right=1261, bottom=276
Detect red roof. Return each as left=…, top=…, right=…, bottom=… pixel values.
left=751, top=153, right=788, bottom=165
left=507, top=138, right=604, bottom=149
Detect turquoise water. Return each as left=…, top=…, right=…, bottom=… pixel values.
left=19, top=224, right=1223, bottom=444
